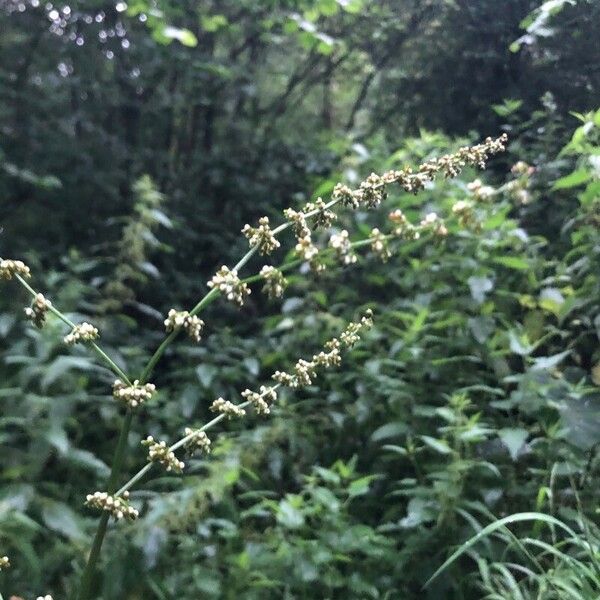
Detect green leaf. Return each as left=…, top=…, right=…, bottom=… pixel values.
left=425, top=512, right=578, bottom=587
left=201, top=14, right=228, bottom=32
left=370, top=422, right=408, bottom=442
left=467, top=276, right=493, bottom=304
left=41, top=499, right=86, bottom=541
left=498, top=428, right=528, bottom=461
left=160, top=26, right=198, bottom=47
left=277, top=498, right=305, bottom=529
left=493, top=256, right=530, bottom=271
left=552, top=169, right=591, bottom=190
left=196, top=364, right=217, bottom=388
left=491, top=99, right=523, bottom=117
left=420, top=435, right=452, bottom=455
left=531, top=349, right=571, bottom=371
left=348, top=475, right=377, bottom=498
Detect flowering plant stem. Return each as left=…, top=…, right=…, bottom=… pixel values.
left=1, top=135, right=508, bottom=599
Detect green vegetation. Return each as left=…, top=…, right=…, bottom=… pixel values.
left=1, top=1, right=599, bottom=598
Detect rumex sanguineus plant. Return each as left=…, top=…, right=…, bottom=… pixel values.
left=0, top=135, right=508, bottom=599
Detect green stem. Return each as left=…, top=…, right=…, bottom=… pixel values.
left=14, top=274, right=132, bottom=385
left=76, top=411, right=133, bottom=600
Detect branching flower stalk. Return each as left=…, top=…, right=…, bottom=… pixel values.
left=0, top=135, right=508, bottom=600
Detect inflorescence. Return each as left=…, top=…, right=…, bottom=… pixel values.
left=208, top=266, right=251, bottom=307
left=210, top=397, right=247, bottom=418
left=260, top=266, right=288, bottom=299
left=242, top=216, right=281, bottom=255
left=0, top=555, right=9, bottom=571
left=241, top=385, right=278, bottom=415
left=273, top=310, right=373, bottom=389
left=24, top=292, right=52, bottom=328
left=183, top=428, right=211, bottom=454
left=0, top=258, right=31, bottom=280
left=113, top=379, right=156, bottom=409
left=64, top=322, right=99, bottom=345
left=85, top=490, right=138, bottom=521
left=164, top=309, right=205, bottom=343
left=142, top=436, right=185, bottom=473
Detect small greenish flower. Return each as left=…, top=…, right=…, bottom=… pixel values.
left=0, top=258, right=31, bottom=280
left=242, top=216, right=281, bottom=255
left=164, top=309, right=205, bottom=342
left=24, top=292, right=52, bottom=328
left=85, top=490, right=138, bottom=521
left=113, top=379, right=156, bottom=409
left=208, top=266, right=251, bottom=307
left=142, top=436, right=185, bottom=472
left=64, top=322, right=99, bottom=345
left=184, top=428, right=211, bottom=454
left=260, top=265, right=288, bottom=299
left=210, top=397, right=246, bottom=418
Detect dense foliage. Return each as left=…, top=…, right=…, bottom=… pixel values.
left=1, top=1, right=599, bottom=599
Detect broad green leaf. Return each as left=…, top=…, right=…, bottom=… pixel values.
left=420, top=435, right=451, bottom=455
left=41, top=499, right=85, bottom=541
left=552, top=169, right=591, bottom=190
left=196, top=364, right=217, bottom=388
left=498, top=428, right=528, bottom=460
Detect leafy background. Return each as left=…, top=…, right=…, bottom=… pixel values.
left=1, top=0, right=600, bottom=598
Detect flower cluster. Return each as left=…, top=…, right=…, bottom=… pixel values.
left=241, top=385, right=278, bottom=415
left=183, top=427, right=211, bottom=454
left=0, top=258, right=31, bottom=280
left=452, top=200, right=477, bottom=228
left=210, top=397, right=246, bottom=418
left=283, top=208, right=310, bottom=238
left=142, top=436, right=184, bottom=473
left=340, top=309, right=374, bottom=347
left=85, top=491, right=138, bottom=521
left=260, top=265, right=288, bottom=299
left=332, top=183, right=360, bottom=209
left=356, top=172, right=387, bottom=208
left=380, top=134, right=509, bottom=197
left=303, top=198, right=337, bottom=228
left=273, top=310, right=373, bottom=389
left=507, top=161, right=535, bottom=205
left=467, top=178, right=495, bottom=201
left=37, top=596, right=54, bottom=600
left=242, top=216, right=281, bottom=255
left=388, top=209, right=421, bottom=240
left=329, top=230, right=357, bottom=265
left=313, top=338, right=342, bottom=368
left=24, top=293, right=52, bottom=328
left=0, top=555, right=9, bottom=570
left=64, top=322, right=99, bottom=345
left=208, top=266, right=251, bottom=307
left=113, top=379, right=156, bottom=409
left=369, top=228, right=391, bottom=262
left=164, top=309, right=205, bottom=343
left=419, top=212, right=448, bottom=237
left=295, top=233, right=319, bottom=262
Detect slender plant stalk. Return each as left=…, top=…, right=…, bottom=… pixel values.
left=76, top=411, right=133, bottom=600
left=14, top=274, right=132, bottom=384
